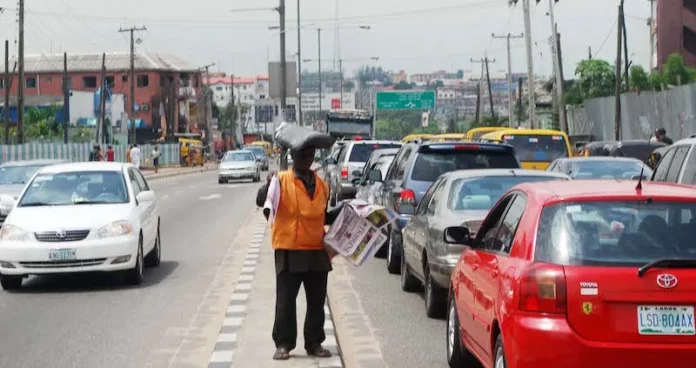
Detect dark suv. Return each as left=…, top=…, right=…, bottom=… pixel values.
left=369, top=141, right=521, bottom=272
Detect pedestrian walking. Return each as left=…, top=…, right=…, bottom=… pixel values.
left=653, top=128, right=674, bottom=145
left=256, top=145, right=341, bottom=361
left=106, top=145, right=115, bottom=162
left=130, top=144, right=142, bottom=169
left=88, top=144, right=98, bottom=161
left=150, top=145, right=161, bottom=173
left=126, top=145, right=132, bottom=163
left=95, top=145, right=104, bottom=162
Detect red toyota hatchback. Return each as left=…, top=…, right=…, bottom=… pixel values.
left=445, top=179, right=696, bottom=368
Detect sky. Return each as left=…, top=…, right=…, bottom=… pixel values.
left=0, top=0, right=652, bottom=79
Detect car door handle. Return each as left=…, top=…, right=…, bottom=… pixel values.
left=491, top=269, right=499, bottom=278
left=471, top=263, right=479, bottom=271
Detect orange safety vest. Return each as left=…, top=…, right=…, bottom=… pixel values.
left=272, top=170, right=328, bottom=251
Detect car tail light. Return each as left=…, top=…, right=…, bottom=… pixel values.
left=454, top=144, right=480, bottom=150
left=341, top=166, right=348, bottom=179
left=519, top=263, right=567, bottom=315
left=353, top=136, right=362, bottom=141
left=399, top=189, right=416, bottom=205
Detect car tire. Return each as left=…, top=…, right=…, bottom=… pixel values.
left=124, top=236, right=144, bottom=286
left=447, top=293, right=476, bottom=368
left=330, top=189, right=338, bottom=207
left=375, top=229, right=389, bottom=258
left=0, top=275, right=22, bottom=290
left=425, top=264, right=447, bottom=319
left=386, top=230, right=401, bottom=274
left=400, top=249, right=420, bottom=292
left=145, top=221, right=161, bottom=268
left=493, top=334, right=506, bottom=368
left=219, top=179, right=227, bottom=184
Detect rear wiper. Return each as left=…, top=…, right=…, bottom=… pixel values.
left=637, top=258, right=696, bottom=277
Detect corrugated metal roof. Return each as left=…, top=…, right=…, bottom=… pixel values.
left=10, top=52, right=198, bottom=74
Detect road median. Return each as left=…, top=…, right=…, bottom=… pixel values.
left=142, top=164, right=218, bottom=181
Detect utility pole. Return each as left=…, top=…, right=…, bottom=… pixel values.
left=296, top=0, right=302, bottom=126
left=339, top=58, right=344, bottom=108
left=493, top=33, right=523, bottom=127
left=614, top=1, right=624, bottom=141
left=548, top=0, right=566, bottom=133
left=517, top=77, right=523, bottom=126
left=622, top=3, right=629, bottom=91
left=97, top=53, right=106, bottom=144
left=649, top=0, right=655, bottom=70
left=17, top=0, right=24, bottom=144
left=475, top=84, right=481, bottom=124
left=472, top=57, right=496, bottom=121
left=200, top=63, right=215, bottom=150
left=119, top=26, right=147, bottom=145
left=556, top=27, right=568, bottom=131
left=588, top=46, right=592, bottom=60
left=521, top=0, right=535, bottom=128
left=229, top=74, right=235, bottom=150
left=317, top=28, right=322, bottom=120
left=63, top=53, right=69, bottom=144
left=4, top=40, right=9, bottom=144
left=277, top=0, right=288, bottom=170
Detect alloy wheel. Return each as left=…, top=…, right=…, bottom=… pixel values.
left=447, top=301, right=455, bottom=360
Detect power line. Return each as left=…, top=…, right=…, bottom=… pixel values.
left=595, top=18, right=618, bottom=56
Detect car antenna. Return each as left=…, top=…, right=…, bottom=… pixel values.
left=636, top=132, right=655, bottom=191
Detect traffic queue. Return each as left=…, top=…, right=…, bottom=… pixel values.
left=318, top=127, right=696, bottom=368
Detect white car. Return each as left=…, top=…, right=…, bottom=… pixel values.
left=218, top=150, right=261, bottom=184
left=0, top=162, right=161, bottom=290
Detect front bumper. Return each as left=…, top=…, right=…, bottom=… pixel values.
left=506, top=313, right=696, bottom=368
left=0, top=235, right=139, bottom=275
left=219, top=169, right=257, bottom=180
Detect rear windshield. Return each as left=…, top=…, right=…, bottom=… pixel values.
left=410, top=150, right=519, bottom=182
left=535, top=201, right=696, bottom=266
left=569, top=160, right=653, bottom=180
left=472, top=132, right=491, bottom=140
left=448, top=176, right=566, bottom=211
left=612, top=144, right=660, bottom=160
left=245, top=147, right=265, bottom=157
left=503, top=134, right=568, bottom=162
left=349, top=144, right=401, bottom=162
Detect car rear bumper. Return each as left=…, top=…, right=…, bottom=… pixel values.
left=219, top=169, right=257, bottom=180
left=506, top=313, right=696, bottom=368
left=0, top=236, right=138, bottom=275
left=337, top=183, right=357, bottom=199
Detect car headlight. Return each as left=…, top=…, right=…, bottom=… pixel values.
left=98, top=221, right=133, bottom=238
left=0, top=224, right=29, bottom=241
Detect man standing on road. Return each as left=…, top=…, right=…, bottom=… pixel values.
left=257, top=146, right=341, bottom=361
left=130, top=144, right=142, bottom=168
left=106, top=145, right=115, bottom=162
left=150, top=145, right=161, bottom=173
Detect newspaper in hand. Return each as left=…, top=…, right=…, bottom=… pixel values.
left=323, top=199, right=397, bottom=267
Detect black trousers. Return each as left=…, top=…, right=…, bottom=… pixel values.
left=272, top=270, right=328, bottom=351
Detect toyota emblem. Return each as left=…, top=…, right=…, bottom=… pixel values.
left=55, top=230, right=67, bottom=239
left=656, top=274, right=678, bottom=289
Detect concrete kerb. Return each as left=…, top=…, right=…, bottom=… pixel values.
left=143, top=165, right=217, bottom=181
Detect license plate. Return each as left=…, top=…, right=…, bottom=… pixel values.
left=49, top=249, right=76, bottom=261
left=638, top=305, right=696, bottom=335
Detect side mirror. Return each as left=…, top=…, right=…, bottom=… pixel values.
left=367, top=170, right=383, bottom=183
left=352, top=170, right=363, bottom=177
left=136, top=191, right=156, bottom=204
left=444, top=226, right=471, bottom=245
left=351, top=178, right=361, bottom=185
left=325, top=158, right=337, bottom=165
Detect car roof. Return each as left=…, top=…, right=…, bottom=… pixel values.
left=38, top=162, right=131, bottom=174
left=415, top=141, right=516, bottom=151
left=347, top=140, right=401, bottom=146
left=1, top=159, right=70, bottom=167
left=553, top=157, right=646, bottom=163
left=673, top=137, right=696, bottom=146
left=443, top=169, right=569, bottom=180
left=517, top=180, right=696, bottom=204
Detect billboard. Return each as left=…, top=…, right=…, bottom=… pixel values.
left=268, top=61, right=298, bottom=99
left=301, top=92, right=355, bottom=112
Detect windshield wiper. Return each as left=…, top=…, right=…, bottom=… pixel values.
left=72, top=200, right=112, bottom=205
left=637, top=258, right=696, bottom=277
left=19, top=202, right=52, bottom=207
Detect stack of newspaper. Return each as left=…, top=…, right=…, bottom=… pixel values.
left=323, top=200, right=398, bottom=267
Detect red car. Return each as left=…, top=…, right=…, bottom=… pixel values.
left=446, top=179, right=696, bottom=368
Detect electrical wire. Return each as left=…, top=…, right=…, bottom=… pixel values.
left=594, top=18, right=618, bottom=56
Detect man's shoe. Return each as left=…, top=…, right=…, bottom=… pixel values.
left=306, top=345, right=332, bottom=358
left=273, top=348, right=291, bottom=360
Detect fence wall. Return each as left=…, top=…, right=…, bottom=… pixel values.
left=567, top=83, right=696, bottom=141
left=0, top=143, right=180, bottom=166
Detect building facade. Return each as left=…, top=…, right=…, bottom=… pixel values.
left=656, top=0, right=696, bottom=69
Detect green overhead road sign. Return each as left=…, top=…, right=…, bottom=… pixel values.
left=376, top=91, right=436, bottom=110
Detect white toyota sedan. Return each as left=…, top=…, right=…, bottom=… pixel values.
left=0, top=162, right=161, bottom=290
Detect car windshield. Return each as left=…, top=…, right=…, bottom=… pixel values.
left=19, top=171, right=128, bottom=207
left=245, top=147, right=265, bottom=157
left=448, top=176, right=565, bottom=211
left=535, top=201, right=696, bottom=266
left=472, top=131, right=492, bottom=140
left=378, top=156, right=395, bottom=178
left=503, top=134, right=569, bottom=162
left=349, top=144, right=401, bottom=163
left=568, top=160, right=653, bottom=179
left=0, top=165, right=44, bottom=185
left=411, top=150, right=519, bottom=182
left=224, top=152, right=255, bottom=162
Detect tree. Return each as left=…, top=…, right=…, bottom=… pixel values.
left=629, top=65, right=651, bottom=93
left=393, top=80, right=413, bottom=90
left=564, top=59, right=616, bottom=105
left=662, top=54, right=696, bottom=86
left=456, top=69, right=464, bottom=79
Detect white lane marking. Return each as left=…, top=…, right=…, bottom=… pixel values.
left=223, top=317, right=243, bottom=326
left=208, top=184, right=255, bottom=190
left=200, top=194, right=222, bottom=201
left=227, top=305, right=246, bottom=314
left=209, top=350, right=235, bottom=363
left=160, top=195, right=169, bottom=200
left=217, top=333, right=238, bottom=343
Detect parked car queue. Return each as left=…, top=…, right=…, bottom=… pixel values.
left=319, top=130, right=696, bottom=368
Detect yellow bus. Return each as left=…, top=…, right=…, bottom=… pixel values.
left=480, top=129, right=573, bottom=170
left=465, top=126, right=508, bottom=141
left=402, top=134, right=433, bottom=143
left=429, top=133, right=468, bottom=142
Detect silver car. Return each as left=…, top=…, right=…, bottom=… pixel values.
left=218, top=150, right=261, bottom=184
left=0, top=159, right=69, bottom=223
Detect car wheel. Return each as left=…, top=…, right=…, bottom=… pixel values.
left=124, top=236, right=144, bottom=286
left=447, top=293, right=476, bottom=367
left=145, top=221, right=161, bottom=268
left=0, top=275, right=22, bottom=290
left=330, top=189, right=338, bottom=207
left=425, top=264, right=446, bottom=319
left=386, top=230, right=401, bottom=274
left=375, top=229, right=389, bottom=258
left=494, top=334, right=506, bottom=368
left=219, top=179, right=227, bottom=184
left=400, top=249, right=419, bottom=292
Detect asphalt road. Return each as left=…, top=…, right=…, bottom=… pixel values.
left=0, top=170, right=261, bottom=368
left=345, top=256, right=452, bottom=368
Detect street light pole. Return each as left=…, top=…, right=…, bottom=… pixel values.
left=297, top=0, right=302, bottom=126
left=318, top=28, right=322, bottom=122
